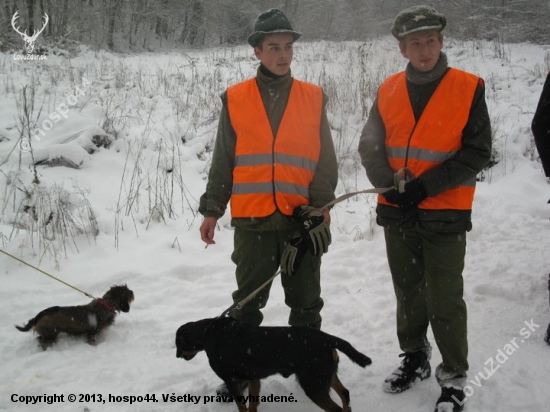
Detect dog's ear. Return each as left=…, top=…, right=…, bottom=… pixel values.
left=176, top=324, right=192, bottom=358
left=175, top=319, right=214, bottom=357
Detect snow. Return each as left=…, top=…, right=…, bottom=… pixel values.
left=1, top=37, right=549, bottom=412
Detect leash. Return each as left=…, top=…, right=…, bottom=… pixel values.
left=219, top=269, right=281, bottom=318
left=0, top=249, right=116, bottom=312
left=0, top=248, right=98, bottom=300
left=218, top=184, right=398, bottom=317
left=322, top=168, right=414, bottom=208
left=322, top=186, right=393, bottom=209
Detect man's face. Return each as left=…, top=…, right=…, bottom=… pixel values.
left=399, top=30, right=443, bottom=72
left=254, top=33, right=294, bottom=76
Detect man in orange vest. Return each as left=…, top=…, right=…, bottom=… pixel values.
left=198, top=8, right=338, bottom=395
left=358, top=5, right=492, bottom=411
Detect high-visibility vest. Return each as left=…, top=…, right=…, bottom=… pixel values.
left=378, top=69, right=481, bottom=210
left=227, top=78, right=323, bottom=218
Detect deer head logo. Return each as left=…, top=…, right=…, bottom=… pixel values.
left=11, top=11, right=49, bottom=54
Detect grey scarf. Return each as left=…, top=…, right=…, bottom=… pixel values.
left=405, top=52, right=449, bottom=85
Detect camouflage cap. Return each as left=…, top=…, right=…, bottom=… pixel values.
left=247, top=9, right=302, bottom=47
left=391, top=5, right=446, bottom=39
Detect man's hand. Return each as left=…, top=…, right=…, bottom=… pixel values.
left=199, top=217, right=218, bottom=245
left=293, top=205, right=331, bottom=256
left=281, top=236, right=309, bottom=276
left=383, top=178, right=428, bottom=211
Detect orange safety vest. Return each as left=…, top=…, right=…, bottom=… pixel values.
left=378, top=69, right=481, bottom=210
left=227, top=78, right=323, bottom=218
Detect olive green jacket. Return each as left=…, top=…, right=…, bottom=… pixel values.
left=199, top=66, right=338, bottom=231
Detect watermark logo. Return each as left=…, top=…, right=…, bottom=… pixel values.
left=19, top=78, right=92, bottom=153
left=453, top=318, right=540, bottom=406
left=12, top=10, right=48, bottom=60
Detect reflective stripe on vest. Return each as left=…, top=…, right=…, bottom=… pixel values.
left=228, top=78, right=323, bottom=218
left=378, top=69, right=480, bottom=210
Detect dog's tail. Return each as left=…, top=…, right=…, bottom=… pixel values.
left=14, top=306, right=60, bottom=332
left=328, top=335, right=372, bottom=368
left=15, top=319, right=36, bottom=332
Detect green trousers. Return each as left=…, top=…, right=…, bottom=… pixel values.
left=230, top=227, right=323, bottom=328
left=384, top=224, right=469, bottom=375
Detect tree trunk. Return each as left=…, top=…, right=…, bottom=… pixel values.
left=26, top=0, right=34, bottom=33
left=188, top=0, right=203, bottom=45
left=42, top=0, right=51, bottom=36
left=107, top=0, right=120, bottom=50
left=4, top=0, right=12, bottom=32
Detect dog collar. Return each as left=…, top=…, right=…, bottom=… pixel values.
left=96, top=298, right=115, bottom=312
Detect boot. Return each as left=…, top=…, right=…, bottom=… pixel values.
left=434, top=386, right=466, bottom=412
left=382, top=350, right=431, bottom=393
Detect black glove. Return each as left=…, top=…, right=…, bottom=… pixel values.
left=293, top=205, right=331, bottom=256
left=383, top=179, right=428, bottom=212
left=382, top=188, right=401, bottom=205
left=281, top=236, right=309, bottom=276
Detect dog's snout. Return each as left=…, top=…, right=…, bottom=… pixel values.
left=177, top=349, right=197, bottom=360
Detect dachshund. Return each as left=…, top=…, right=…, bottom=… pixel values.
left=15, top=284, right=134, bottom=350
left=176, top=317, right=371, bottom=412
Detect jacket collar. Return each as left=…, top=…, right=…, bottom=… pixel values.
left=257, top=65, right=293, bottom=89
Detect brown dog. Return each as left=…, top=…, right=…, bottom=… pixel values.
left=176, top=317, right=371, bottom=412
left=15, top=284, right=134, bottom=350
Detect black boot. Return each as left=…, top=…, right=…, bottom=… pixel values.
left=434, top=387, right=466, bottom=411
left=382, top=350, right=431, bottom=393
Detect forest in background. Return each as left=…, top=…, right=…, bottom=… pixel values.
left=1, top=0, right=549, bottom=53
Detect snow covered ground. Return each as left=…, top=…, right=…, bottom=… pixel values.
left=0, top=36, right=549, bottom=412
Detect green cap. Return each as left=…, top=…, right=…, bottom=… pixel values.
left=247, top=9, right=302, bottom=47
left=391, top=5, right=446, bottom=39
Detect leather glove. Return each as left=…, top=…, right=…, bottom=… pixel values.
left=281, top=236, right=309, bottom=276
left=293, top=205, right=331, bottom=256
left=383, top=178, right=428, bottom=212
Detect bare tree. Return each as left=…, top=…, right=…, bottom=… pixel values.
left=106, top=0, right=121, bottom=50
left=179, top=0, right=204, bottom=45
left=25, top=0, right=33, bottom=32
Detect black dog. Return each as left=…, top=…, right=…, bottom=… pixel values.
left=176, top=317, right=371, bottom=412
left=16, top=284, right=134, bottom=350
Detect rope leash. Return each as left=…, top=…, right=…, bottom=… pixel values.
left=0, top=249, right=97, bottom=300
left=219, top=270, right=281, bottom=318
left=322, top=186, right=393, bottom=209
